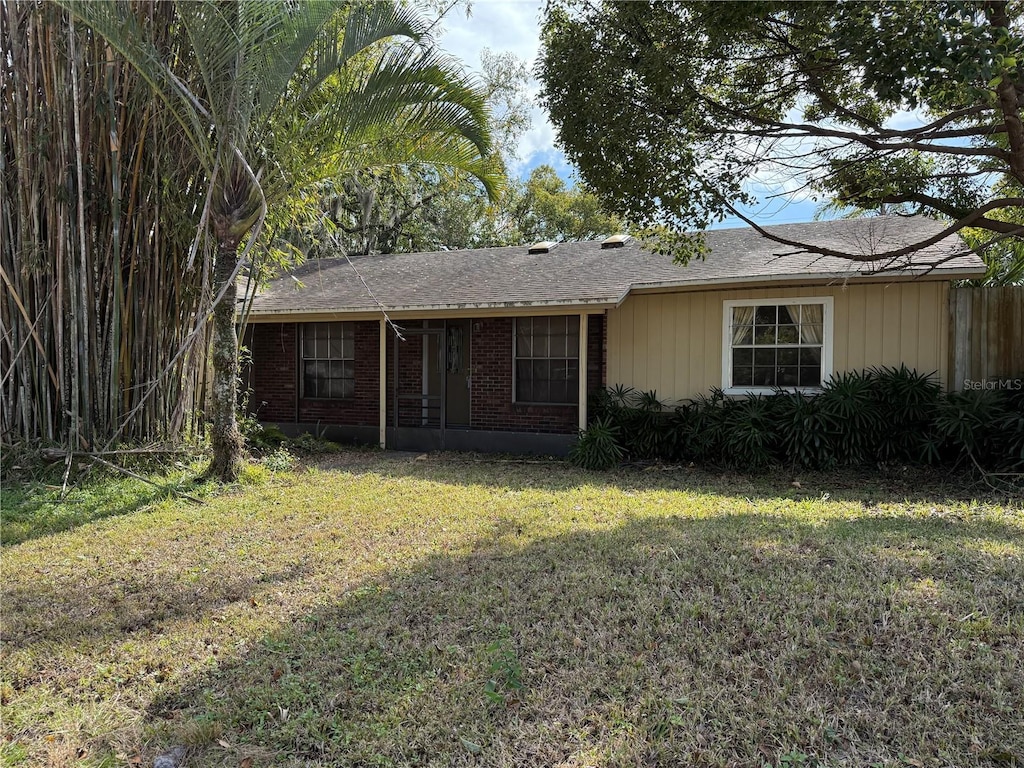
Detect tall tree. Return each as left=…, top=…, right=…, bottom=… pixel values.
left=300, top=162, right=623, bottom=256
left=503, top=164, right=624, bottom=243
left=62, top=0, right=498, bottom=480
left=538, top=1, right=1024, bottom=268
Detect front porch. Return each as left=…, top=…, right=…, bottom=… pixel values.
left=245, top=312, right=605, bottom=455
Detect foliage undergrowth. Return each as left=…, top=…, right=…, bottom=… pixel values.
left=580, top=366, right=1024, bottom=475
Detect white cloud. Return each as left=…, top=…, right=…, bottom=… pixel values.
left=437, top=1, right=564, bottom=178
left=439, top=1, right=542, bottom=67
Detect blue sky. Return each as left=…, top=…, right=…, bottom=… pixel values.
left=437, top=0, right=825, bottom=229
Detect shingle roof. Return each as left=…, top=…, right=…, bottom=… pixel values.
left=249, top=216, right=986, bottom=316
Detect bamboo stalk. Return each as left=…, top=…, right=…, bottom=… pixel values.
left=2, top=2, right=210, bottom=451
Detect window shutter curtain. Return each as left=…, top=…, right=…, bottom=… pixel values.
left=792, top=304, right=823, bottom=344
left=732, top=305, right=755, bottom=344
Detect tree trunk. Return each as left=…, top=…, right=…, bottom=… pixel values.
left=207, top=242, right=244, bottom=481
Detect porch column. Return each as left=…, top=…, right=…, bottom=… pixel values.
left=578, top=312, right=588, bottom=432
left=379, top=318, right=387, bottom=449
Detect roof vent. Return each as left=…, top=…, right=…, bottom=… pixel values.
left=528, top=240, right=558, bottom=254
left=601, top=234, right=632, bottom=249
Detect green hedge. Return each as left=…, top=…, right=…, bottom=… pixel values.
left=570, top=366, right=1024, bottom=473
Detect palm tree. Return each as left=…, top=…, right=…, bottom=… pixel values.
left=59, top=0, right=499, bottom=480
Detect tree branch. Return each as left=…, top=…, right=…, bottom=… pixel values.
left=719, top=197, right=1023, bottom=263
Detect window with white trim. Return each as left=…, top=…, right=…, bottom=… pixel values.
left=723, top=298, right=833, bottom=393
left=301, top=322, right=354, bottom=399
left=514, top=316, right=580, bottom=404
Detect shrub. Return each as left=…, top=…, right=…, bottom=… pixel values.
left=588, top=368, right=1022, bottom=475
left=816, top=370, right=883, bottom=465
left=719, top=394, right=779, bottom=470
left=569, top=417, right=625, bottom=470
left=935, top=388, right=1024, bottom=471
left=775, top=390, right=841, bottom=470
left=669, top=389, right=728, bottom=464
left=590, top=386, right=669, bottom=460
left=290, top=432, right=341, bottom=454
left=998, top=389, right=1024, bottom=471
left=868, top=365, right=942, bottom=463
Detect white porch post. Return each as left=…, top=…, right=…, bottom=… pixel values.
left=379, top=318, right=387, bottom=449
left=578, top=312, right=588, bottom=432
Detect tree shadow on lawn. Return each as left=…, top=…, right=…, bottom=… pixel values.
left=315, top=450, right=1022, bottom=510
left=1, top=558, right=316, bottom=655
left=145, top=512, right=1024, bottom=768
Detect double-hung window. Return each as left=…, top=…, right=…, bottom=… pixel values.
left=723, top=298, right=832, bottom=393
left=514, top=316, right=580, bottom=404
left=302, top=322, right=354, bottom=398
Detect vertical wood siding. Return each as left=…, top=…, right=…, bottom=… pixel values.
left=949, top=286, right=1024, bottom=390
left=606, top=282, right=949, bottom=404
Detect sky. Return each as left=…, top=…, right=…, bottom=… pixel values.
left=438, top=2, right=570, bottom=178
left=436, top=0, right=825, bottom=229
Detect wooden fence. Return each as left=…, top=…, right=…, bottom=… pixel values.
left=948, top=286, right=1024, bottom=391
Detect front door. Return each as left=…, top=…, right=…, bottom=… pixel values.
left=445, top=320, right=471, bottom=427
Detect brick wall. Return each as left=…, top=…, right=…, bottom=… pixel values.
left=386, top=330, right=427, bottom=427
left=588, top=313, right=606, bottom=405
left=246, top=323, right=296, bottom=422
left=249, top=314, right=607, bottom=435
left=470, top=317, right=578, bottom=434
left=247, top=321, right=379, bottom=426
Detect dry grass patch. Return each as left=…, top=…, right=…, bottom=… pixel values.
left=2, top=453, right=1022, bottom=767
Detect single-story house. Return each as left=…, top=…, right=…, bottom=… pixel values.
left=243, top=215, right=986, bottom=454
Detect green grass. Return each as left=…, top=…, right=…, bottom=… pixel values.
left=2, top=452, right=1022, bottom=767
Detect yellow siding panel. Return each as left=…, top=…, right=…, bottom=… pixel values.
left=900, top=283, right=920, bottom=371
left=634, top=295, right=648, bottom=389
left=860, top=285, right=883, bottom=373
left=936, top=282, right=950, bottom=386
left=607, top=281, right=955, bottom=402
left=879, top=286, right=902, bottom=366
left=651, top=296, right=667, bottom=399
left=690, top=292, right=708, bottom=395
left=845, top=285, right=867, bottom=372
left=832, top=287, right=850, bottom=373
left=674, top=293, right=689, bottom=400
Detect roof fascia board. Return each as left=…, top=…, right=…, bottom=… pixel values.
left=245, top=303, right=615, bottom=323
left=625, top=268, right=985, bottom=296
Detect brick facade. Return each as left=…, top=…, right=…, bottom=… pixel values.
left=245, top=323, right=296, bottom=423
left=248, top=313, right=608, bottom=437
left=246, top=321, right=380, bottom=426
left=588, top=313, right=605, bottom=416
left=469, top=317, right=576, bottom=433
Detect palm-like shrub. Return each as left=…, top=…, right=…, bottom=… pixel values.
left=868, top=365, right=942, bottom=463
left=775, top=391, right=841, bottom=470
left=580, top=369, right=1020, bottom=475
left=935, top=388, right=1024, bottom=471
left=816, top=370, right=884, bottom=464
left=569, top=418, right=625, bottom=470
left=590, top=386, right=668, bottom=460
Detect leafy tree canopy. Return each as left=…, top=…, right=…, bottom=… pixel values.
left=500, top=164, right=624, bottom=244
left=288, top=38, right=623, bottom=257
left=538, top=0, right=1024, bottom=269
left=295, top=162, right=623, bottom=257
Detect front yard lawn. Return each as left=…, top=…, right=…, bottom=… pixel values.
left=2, top=453, right=1022, bottom=767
